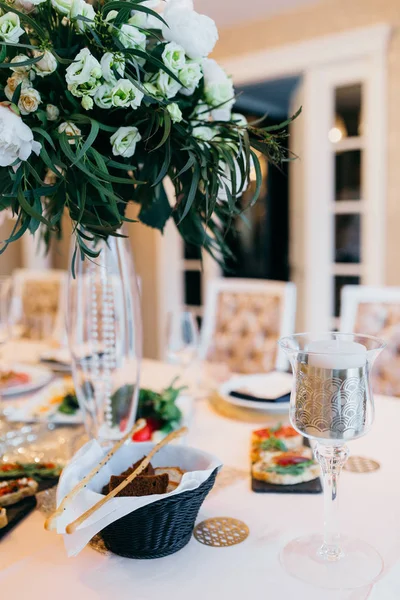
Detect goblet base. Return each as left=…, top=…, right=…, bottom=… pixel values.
left=280, top=534, right=383, bottom=590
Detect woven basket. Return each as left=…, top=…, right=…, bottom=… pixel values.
left=100, top=468, right=218, bottom=559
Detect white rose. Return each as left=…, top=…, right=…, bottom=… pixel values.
left=65, top=48, right=101, bottom=91
left=110, top=126, right=141, bottom=158
left=46, top=104, right=60, bottom=121
left=162, top=42, right=185, bottom=74
left=111, top=79, right=143, bottom=109
left=0, top=103, right=41, bottom=167
left=70, top=0, right=96, bottom=31
left=162, top=0, right=218, bottom=60
left=100, top=52, right=125, bottom=84
left=81, top=95, right=93, bottom=110
left=192, top=125, right=216, bottom=142
left=118, top=24, right=146, bottom=51
left=32, top=50, right=57, bottom=77
left=231, top=113, right=247, bottom=128
left=10, top=55, right=31, bottom=74
left=179, top=60, right=202, bottom=96
left=166, top=102, right=182, bottom=123
left=155, top=70, right=181, bottom=99
left=4, top=73, right=29, bottom=102
left=190, top=102, right=211, bottom=122
left=202, top=58, right=234, bottom=121
left=18, top=87, right=41, bottom=115
left=94, top=83, right=113, bottom=109
left=58, top=121, right=81, bottom=145
left=0, top=13, right=25, bottom=43
left=51, top=0, right=72, bottom=15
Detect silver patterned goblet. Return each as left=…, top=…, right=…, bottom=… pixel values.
left=278, top=333, right=385, bottom=590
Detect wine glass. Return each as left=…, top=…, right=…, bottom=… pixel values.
left=165, top=310, right=199, bottom=372
left=278, top=332, right=386, bottom=590
left=67, top=233, right=142, bottom=443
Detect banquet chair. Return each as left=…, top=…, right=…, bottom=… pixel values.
left=340, top=285, right=400, bottom=396
left=11, top=268, right=68, bottom=343
left=199, top=278, right=296, bottom=374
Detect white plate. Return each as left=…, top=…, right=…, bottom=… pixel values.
left=219, top=371, right=293, bottom=413
left=1, top=364, right=53, bottom=398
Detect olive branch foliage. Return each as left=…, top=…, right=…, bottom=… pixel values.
left=0, top=0, right=300, bottom=263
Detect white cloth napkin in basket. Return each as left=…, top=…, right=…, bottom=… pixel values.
left=56, top=439, right=222, bottom=557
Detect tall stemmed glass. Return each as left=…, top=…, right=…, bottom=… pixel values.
left=278, top=332, right=385, bottom=590
left=165, top=310, right=199, bottom=371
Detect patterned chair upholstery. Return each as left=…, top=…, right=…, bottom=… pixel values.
left=201, top=279, right=296, bottom=374
left=341, top=286, right=400, bottom=397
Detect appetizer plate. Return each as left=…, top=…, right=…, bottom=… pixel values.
left=5, top=378, right=83, bottom=424
left=1, top=364, right=53, bottom=398
left=219, top=372, right=293, bottom=413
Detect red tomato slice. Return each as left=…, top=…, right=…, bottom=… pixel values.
left=0, top=463, right=20, bottom=471
left=274, top=425, right=298, bottom=438
left=254, top=428, right=271, bottom=439
left=274, top=455, right=309, bottom=466
left=132, top=423, right=153, bottom=442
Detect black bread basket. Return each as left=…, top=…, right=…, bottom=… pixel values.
left=100, top=468, right=218, bottom=559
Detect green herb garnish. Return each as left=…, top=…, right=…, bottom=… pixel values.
left=260, top=436, right=287, bottom=452
left=267, top=460, right=315, bottom=476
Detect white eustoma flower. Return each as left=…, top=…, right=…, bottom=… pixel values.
left=70, top=0, right=95, bottom=31
left=162, top=42, right=185, bottom=74
left=179, top=60, right=202, bottom=96
left=18, top=87, right=41, bottom=115
left=129, top=0, right=161, bottom=30
left=81, top=95, right=93, bottom=110
left=0, top=103, right=41, bottom=167
left=118, top=24, right=146, bottom=51
left=192, top=125, right=216, bottom=142
left=46, top=104, right=60, bottom=121
left=0, top=13, right=25, bottom=43
left=51, top=0, right=72, bottom=15
left=162, top=0, right=218, bottom=60
left=166, top=102, right=182, bottom=123
left=94, top=83, right=113, bottom=109
left=143, top=81, right=162, bottom=98
left=231, top=113, right=248, bottom=128
left=32, top=50, right=57, bottom=77
left=4, top=73, right=29, bottom=101
left=111, top=79, right=144, bottom=109
left=58, top=121, right=81, bottom=145
left=190, top=102, right=211, bottom=122
left=10, top=55, right=31, bottom=74
left=155, top=70, right=181, bottom=99
left=110, top=126, right=141, bottom=158
left=202, top=58, right=234, bottom=121
left=66, top=49, right=102, bottom=98
left=100, top=52, right=125, bottom=84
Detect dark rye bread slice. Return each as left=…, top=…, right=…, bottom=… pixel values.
left=120, top=457, right=155, bottom=478
left=109, top=473, right=169, bottom=497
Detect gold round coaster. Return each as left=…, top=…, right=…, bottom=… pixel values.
left=193, top=517, right=249, bottom=547
left=344, top=456, right=380, bottom=473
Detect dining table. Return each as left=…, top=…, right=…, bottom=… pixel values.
left=0, top=341, right=399, bottom=600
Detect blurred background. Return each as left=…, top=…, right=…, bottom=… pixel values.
left=0, top=0, right=398, bottom=361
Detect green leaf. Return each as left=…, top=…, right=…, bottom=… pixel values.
left=17, top=187, right=51, bottom=227
left=72, top=119, right=100, bottom=165
left=152, top=111, right=171, bottom=151
left=178, top=164, right=200, bottom=223
left=138, top=183, right=172, bottom=231
left=0, top=53, right=44, bottom=69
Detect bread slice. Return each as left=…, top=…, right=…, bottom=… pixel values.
left=0, top=477, right=38, bottom=507
left=109, top=473, right=169, bottom=497
left=0, top=507, right=7, bottom=529
left=252, top=447, right=320, bottom=485
left=154, top=467, right=184, bottom=487
left=119, top=457, right=155, bottom=478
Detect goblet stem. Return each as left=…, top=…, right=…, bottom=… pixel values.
left=314, top=443, right=349, bottom=561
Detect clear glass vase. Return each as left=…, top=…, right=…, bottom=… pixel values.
left=66, top=231, right=142, bottom=443
left=278, top=332, right=386, bottom=590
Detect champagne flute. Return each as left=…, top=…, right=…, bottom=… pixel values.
left=165, top=310, right=199, bottom=372
left=278, top=332, right=385, bottom=590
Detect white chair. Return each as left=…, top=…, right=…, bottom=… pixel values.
left=340, top=285, right=400, bottom=396
left=199, top=278, right=296, bottom=374
left=11, top=269, right=68, bottom=342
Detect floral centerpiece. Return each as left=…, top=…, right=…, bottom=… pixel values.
left=0, top=0, right=296, bottom=261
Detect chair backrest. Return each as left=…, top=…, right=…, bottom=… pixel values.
left=341, top=285, right=400, bottom=397
left=199, top=278, right=296, bottom=373
left=11, top=268, right=68, bottom=342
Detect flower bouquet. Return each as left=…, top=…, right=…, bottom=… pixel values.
left=0, top=0, right=297, bottom=260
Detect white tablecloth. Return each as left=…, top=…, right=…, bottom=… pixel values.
left=0, top=345, right=400, bottom=600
